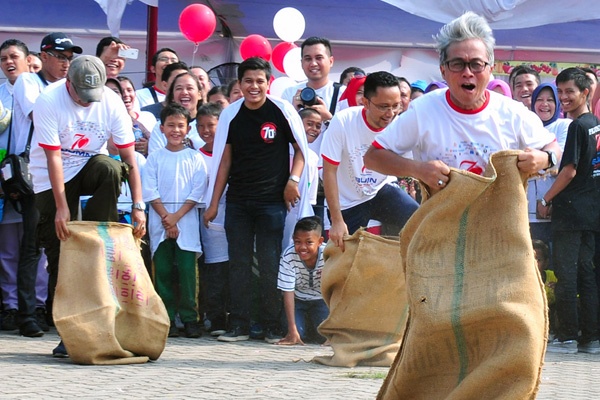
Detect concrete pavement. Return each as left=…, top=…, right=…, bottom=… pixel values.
left=1, top=329, right=599, bottom=399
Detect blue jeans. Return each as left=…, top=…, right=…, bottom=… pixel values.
left=295, top=298, right=329, bottom=341
left=225, top=201, right=286, bottom=331
left=553, top=230, right=599, bottom=343
left=341, top=183, right=419, bottom=234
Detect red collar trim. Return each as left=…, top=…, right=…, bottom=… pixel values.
left=445, top=90, right=490, bottom=115
left=362, top=108, right=385, bottom=132
left=132, top=112, right=139, bottom=120
left=200, top=147, right=213, bottom=156
left=153, top=85, right=165, bottom=95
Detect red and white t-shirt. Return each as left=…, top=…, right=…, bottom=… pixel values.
left=30, top=84, right=133, bottom=193
left=373, top=89, right=556, bottom=174
left=320, top=106, right=395, bottom=210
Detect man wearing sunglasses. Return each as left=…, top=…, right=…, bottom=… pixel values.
left=10, top=32, right=82, bottom=337
left=321, top=71, right=419, bottom=251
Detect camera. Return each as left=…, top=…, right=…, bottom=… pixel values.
left=300, top=87, right=319, bottom=107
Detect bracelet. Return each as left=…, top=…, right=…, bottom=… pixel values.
left=289, top=175, right=300, bottom=183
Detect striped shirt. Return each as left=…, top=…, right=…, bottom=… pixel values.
left=277, top=243, right=326, bottom=301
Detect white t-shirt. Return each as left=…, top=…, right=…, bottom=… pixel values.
left=136, top=86, right=165, bottom=109
left=199, top=148, right=229, bottom=264
left=320, top=107, right=395, bottom=210
left=133, top=110, right=157, bottom=134
left=30, top=84, right=134, bottom=193
left=143, top=147, right=207, bottom=256
left=277, top=243, right=326, bottom=302
left=374, top=89, right=556, bottom=173
left=148, top=118, right=205, bottom=155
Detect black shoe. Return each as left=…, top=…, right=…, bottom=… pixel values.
left=0, top=309, right=18, bottom=331
left=168, top=322, right=180, bottom=338
left=19, top=320, right=44, bottom=338
left=184, top=321, right=202, bottom=338
left=264, top=328, right=282, bottom=344
left=52, top=341, right=68, bottom=358
left=218, top=326, right=250, bottom=342
left=35, top=308, right=50, bottom=332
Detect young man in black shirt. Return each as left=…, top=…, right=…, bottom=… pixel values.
left=538, top=67, right=600, bottom=354
left=204, top=57, right=310, bottom=343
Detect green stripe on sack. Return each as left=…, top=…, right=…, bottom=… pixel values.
left=97, top=224, right=121, bottom=312
left=451, top=207, right=469, bottom=384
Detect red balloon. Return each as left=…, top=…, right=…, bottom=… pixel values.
left=271, top=42, right=297, bottom=73
left=179, top=4, right=217, bottom=43
left=240, top=34, right=272, bottom=61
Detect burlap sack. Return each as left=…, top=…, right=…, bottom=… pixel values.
left=313, top=229, right=408, bottom=367
left=378, top=151, right=548, bottom=399
left=54, top=221, right=170, bottom=365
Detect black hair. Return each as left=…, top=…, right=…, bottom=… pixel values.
left=95, top=36, right=125, bottom=58
left=0, top=39, right=29, bottom=55
left=579, top=67, right=598, bottom=83
left=207, top=85, right=227, bottom=98
left=237, top=57, right=271, bottom=82
left=293, top=216, right=323, bottom=236
left=339, top=66, right=365, bottom=84
left=116, top=76, right=135, bottom=90
left=152, top=47, right=178, bottom=67
left=197, top=102, right=222, bottom=119
left=161, top=61, right=189, bottom=83
left=165, top=71, right=203, bottom=108
left=508, top=65, right=541, bottom=88
left=397, top=76, right=411, bottom=87
left=532, top=239, right=549, bottom=263
left=364, top=71, right=400, bottom=99
left=299, top=108, right=321, bottom=121
left=105, top=78, right=123, bottom=96
left=556, top=67, right=592, bottom=93
left=160, top=103, right=191, bottom=125
left=226, top=80, right=240, bottom=97
left=301, top=37, right=332, bottom=57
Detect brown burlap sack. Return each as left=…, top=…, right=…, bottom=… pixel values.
left=54, top=221, right=170, bottom=365
left=313, top=229, right=408, bottom=367
left=378, top=151, right=548, bottom=399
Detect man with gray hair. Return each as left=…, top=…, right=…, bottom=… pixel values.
left=30, top=55, right=146, bottom=357
left=364, top=11, right=560, bottom=187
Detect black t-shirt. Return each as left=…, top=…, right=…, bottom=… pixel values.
left=226, top=99, right=296, bottom=202
left=552, top=112, right=600, bottom=232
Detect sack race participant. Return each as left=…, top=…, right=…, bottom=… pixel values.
left=378, top=151, right=547, bottom=399
left=54, top=221, right=169, bottom=365
left=313, top=229, right=407, bottom=367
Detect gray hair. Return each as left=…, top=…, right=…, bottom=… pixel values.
left=434, top=12, right=495, bottom=66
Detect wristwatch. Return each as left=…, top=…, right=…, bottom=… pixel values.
left=540, top=198, right=550, bottom=207
left=545, top=150, right=557, bottom=170
left=289, top=175, right=300, bottom=183
left=132, top=202, right=146, bottom=211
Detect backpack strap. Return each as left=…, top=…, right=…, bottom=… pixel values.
left=329, top=82, right=342, bottom=117
left=149, top=86, right=159, bottom=103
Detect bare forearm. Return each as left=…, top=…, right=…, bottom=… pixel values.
left=364, top=146, right=420, bottom=179
left=543, top=165, right=576, bottom=202
left=290, top=143, right=304, bottom=178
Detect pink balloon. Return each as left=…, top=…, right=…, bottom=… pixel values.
left=240, top=34, right=272, bottom=61
left=271, top=42, right=297, bottom=73
left=179, top=4, right=217, bottom=43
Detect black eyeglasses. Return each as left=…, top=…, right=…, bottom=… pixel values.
left=445, top=59, right=490, bottom=73
left=46, top=51, right=74, bottom=63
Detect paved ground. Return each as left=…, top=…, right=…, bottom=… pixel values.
left=1, top=329, right=599, bottom=399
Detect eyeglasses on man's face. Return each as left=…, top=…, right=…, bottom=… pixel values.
left=445, top=58, right=490, bottom=73
left=367, top=99, right=402, bottom=113
left=46, top=51, right=74, bottom=63
left=157, top=56, right=178, bottom=63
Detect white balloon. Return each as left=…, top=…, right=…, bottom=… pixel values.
left=273, top=7, right=305, bottom=43
left=283, top=47, right=307, bottom=82
left=269, top=76, right=297, bottom=98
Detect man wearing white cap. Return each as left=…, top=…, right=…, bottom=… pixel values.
left=30, top=55, right=146, bottom=357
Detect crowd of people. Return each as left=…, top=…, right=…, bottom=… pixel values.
left=1, top=11, right=600, bottom=361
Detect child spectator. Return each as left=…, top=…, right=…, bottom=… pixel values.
left=276, top=216, right=328, bottom=345
left=197, top=103, right=230, bottom=336
left=143, top=104, right=207, bottom=338
left=533, top=239, right=557, bottom=334
left=299, top=108, right=321, bottom=208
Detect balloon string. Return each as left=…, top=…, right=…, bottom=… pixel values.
left=192, top=43, right=199, bottom=67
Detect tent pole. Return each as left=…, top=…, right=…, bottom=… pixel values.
left=145, top=4, right=158, bottom=85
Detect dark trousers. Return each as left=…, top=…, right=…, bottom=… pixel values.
left=553, top=230, right=599, bottom=343
left=16, top=194, right=41, bottom=325
left=202, top=260, right=229, bottom=327
left=341, top=183, right=419, bottom=235
left=36, top=155, right=124, bottom=320
left=225, top=200, right=286, bottom=331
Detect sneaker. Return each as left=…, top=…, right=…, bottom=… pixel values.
left=1, top=309, right=18, bottom=331
left=168, top=322, right=180, bottom=338
left=578, top=340, right=600, bottom=354
left=35, top=308, right=50, bottom=332
left=249, top=322, right=264, bottom=340
left=264, top=329, right=282, bottom=344
left=218, top=327, right=249, bottom=342
left=52, top=341, right=68, bottom=358
left=210, top=327, right=227, bottom=337
left=547, top=338, right=578, bottom=354
left=184, top=321, right=202, bottom=338
left=19, top=320, right=44, bottom=338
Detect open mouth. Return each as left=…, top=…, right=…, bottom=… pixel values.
left=462, top=83, right=476, bottom=92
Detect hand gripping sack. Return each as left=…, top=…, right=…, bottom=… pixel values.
left=313, top=229, right=408, bottom=367
left=378, top=151, right=548, bottom=400
left=54, top=221, right=170, bottom=365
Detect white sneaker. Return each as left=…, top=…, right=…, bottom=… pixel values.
left=546, top=339, right=577, bottom=354
left=578, top=340, right=600, bottom=354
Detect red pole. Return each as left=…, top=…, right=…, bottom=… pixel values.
left=146, top=5, right=159, bottom=84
